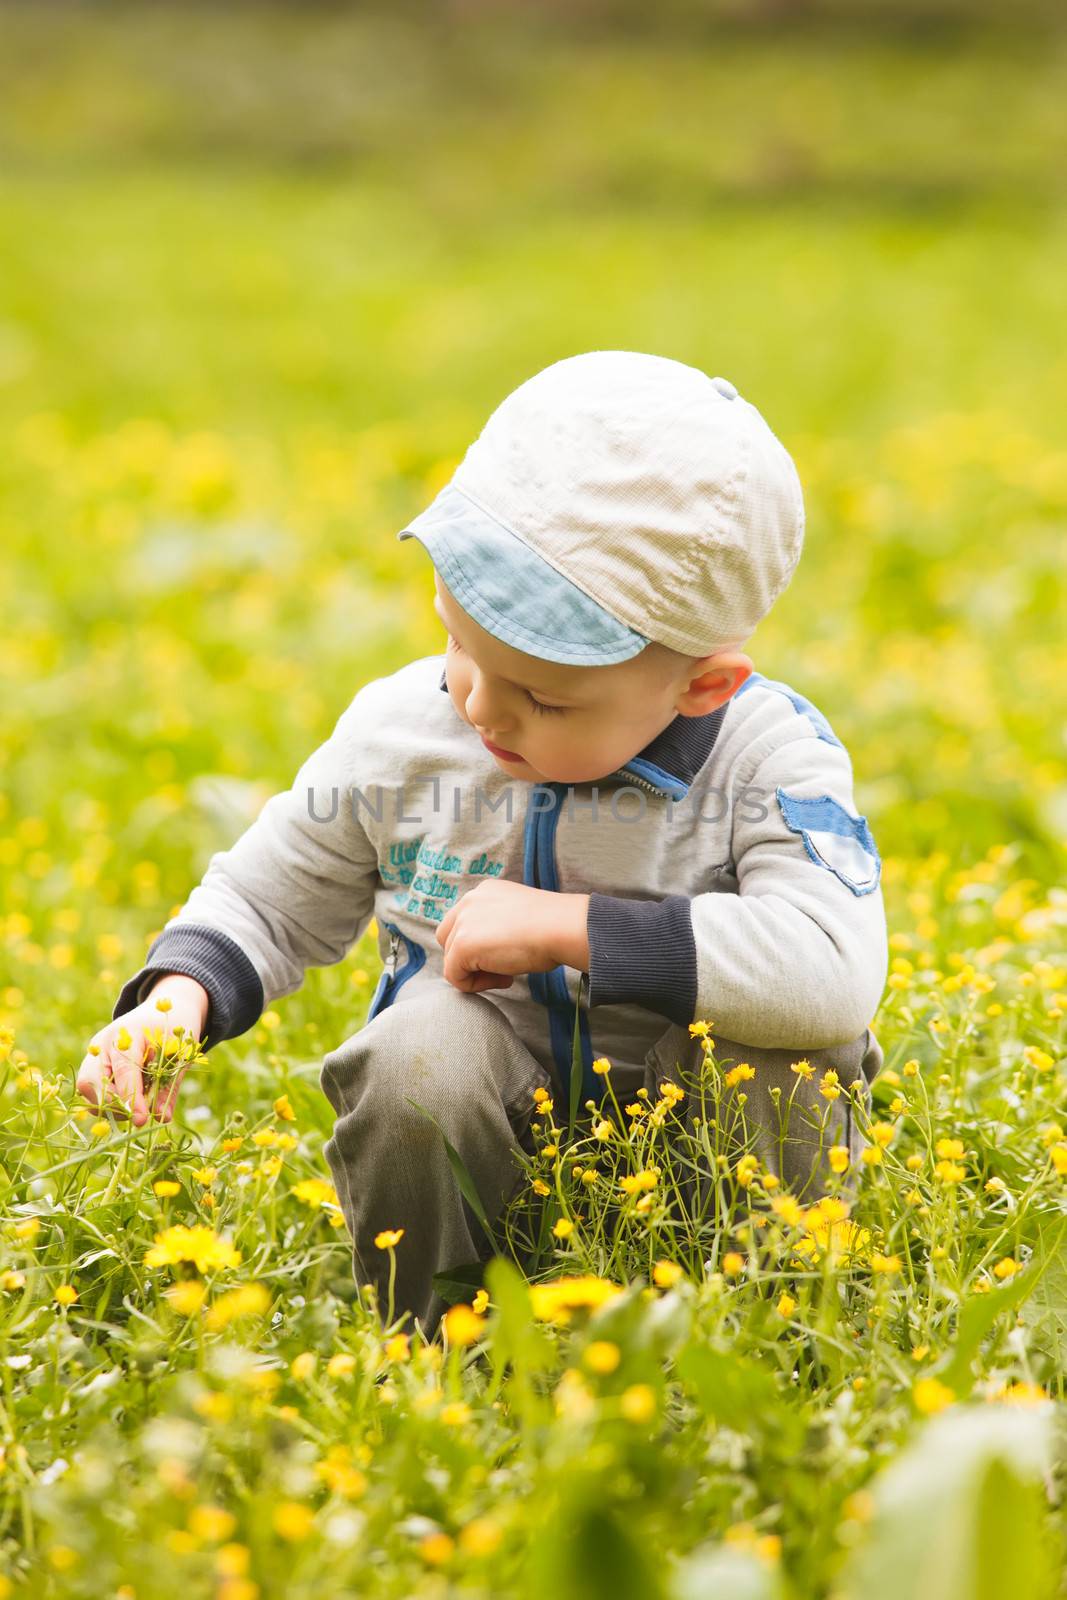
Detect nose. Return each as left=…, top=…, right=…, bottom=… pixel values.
left=465, top=669, right=517, bottom=735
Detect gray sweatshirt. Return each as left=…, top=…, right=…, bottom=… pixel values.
left=113, top=654, right=888, bottom=1101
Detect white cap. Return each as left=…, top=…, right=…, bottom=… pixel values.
left=400, top=349, right=805, bottom=664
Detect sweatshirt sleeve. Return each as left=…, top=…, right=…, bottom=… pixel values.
left=587, top=733, right=889, bottom=1049
left=112, top=691, right=382, bottom=1051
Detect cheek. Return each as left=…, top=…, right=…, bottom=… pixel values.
left=445, top=656, right=472, bottom=717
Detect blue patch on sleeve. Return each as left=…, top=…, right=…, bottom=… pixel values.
left=776, top=787, right=881, bottom=896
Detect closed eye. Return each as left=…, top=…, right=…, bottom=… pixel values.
left=525, top=692, right=567, bottom=716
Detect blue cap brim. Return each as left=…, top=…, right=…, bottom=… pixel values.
left=398, top=483, right=649, bottom=666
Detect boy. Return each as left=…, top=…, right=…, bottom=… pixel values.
left=81, top=351, right=888, bottom=1335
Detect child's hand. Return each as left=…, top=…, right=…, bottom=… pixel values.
left=436, top=881, right=590, bottom=992
left=76, top=973, right=210, bottom=1127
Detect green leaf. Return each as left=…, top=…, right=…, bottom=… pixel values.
left=531, top=1503, right=670, bottom=1600
left=837, top=1405, right=1059, bottom=1600
left=676, top=1344, right=802, bottom=1448
left=484, top=1255, right=553, bottom=1374
left=938, top=1218, right=1065, bottom=1397
left=1018, top=1217, right=1067, bottom=1368
left=431, top=1260, right=486, bottom=1306
left=404, top=1096, right=495, bottom=1249
left=672, top=1545, right=784, bottom=1600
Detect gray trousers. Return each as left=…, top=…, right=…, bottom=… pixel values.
left=319, top=982, right=883, bottom=1338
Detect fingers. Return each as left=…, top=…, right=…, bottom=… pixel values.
left=104, top=1031, right=150, bottom=1126
left=75, top=1046, right=108, bottom=1112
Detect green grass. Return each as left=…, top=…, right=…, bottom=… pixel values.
left=0, top=7, right=1065, bottom=1597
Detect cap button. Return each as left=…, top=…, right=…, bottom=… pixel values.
left=711, top=376, right=738, bottom=400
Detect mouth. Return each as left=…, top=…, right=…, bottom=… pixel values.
left=480, top=735, right=524, bottom=762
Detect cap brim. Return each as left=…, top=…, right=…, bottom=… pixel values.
left=398, top=484, right=648, bottom=666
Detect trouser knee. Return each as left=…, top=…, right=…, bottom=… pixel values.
left=644, top=1022, right=884, bottom=1202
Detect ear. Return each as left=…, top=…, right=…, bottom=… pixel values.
left=675, top=651, right=754, bottom=717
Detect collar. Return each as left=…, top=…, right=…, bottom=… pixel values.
left=438, top=667, right=726, bottom=799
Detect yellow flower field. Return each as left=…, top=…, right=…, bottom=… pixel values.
left=0, top=6, right=1064, bottom=1598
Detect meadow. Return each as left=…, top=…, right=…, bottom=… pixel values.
left=0, top=6, right=1065, bottom=1596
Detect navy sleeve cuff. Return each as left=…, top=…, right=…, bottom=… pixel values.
left=586, top=893, right=697, bottom=1025
left=112, top=924, right=265, bottom=1053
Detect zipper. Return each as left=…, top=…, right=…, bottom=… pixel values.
left=524, top=785, right=597, bottom=1105
left=367, top=920, right=426, bottom=1020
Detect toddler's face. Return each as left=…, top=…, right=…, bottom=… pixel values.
left=434, top=574, right=751, bottom=785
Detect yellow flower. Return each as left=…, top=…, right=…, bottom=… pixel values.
left=905, top=1153, right=924, bottom=1172
left=592, top=1055, right=613, bottom=1074
left=90, top=1119, right=110, bottom=1139
left=327, top=1352, right=357, bottom=1377
left=251, top=1129, right=279, bottom=1148
left=659, top=1080, right=685, bottom=1106
left=472, top=1288, right=489, bottom=1315
left=188, top=1505, right=236, bottom=1543
left=153, top=1180, right=181, bottom=1197
left=724, top=1062, right=756, bottom=1088
left=383, top=1334, right=409, bottom=1364
left=688, top=1020, right=712, bottom=1039
left=619, top=1167, right=659, bottom=1195
left=934, top=1160, right=967, bottom=1184
left=54, top=1284, right=78, bottom=1307
left=770, top=1195, right=804, bottom=1227
left=290, top=1178, right=340, bottom=1211
left=442, top=1304, right=486, bottom=1346
left=735, top=1153, right=759, bottom=1187
left=619, top=1384, right=656, bottom=1423
left=221, top=1136, right=243, bottom=1152
left=828, top=1146, right=850, bottom=1174
left=532, top=1178, right=550, bottom=1197
left=145, top=1225, right=242, bottom=1273
left=992, top=1256, right=1020, bottom=1279
left=861, top=1146, right=883, bottom=1167
left=204, top=1283, right=271, bottom=1331
left=819, top=1070, right=841, bottom=1101
left=913, top=1376, right=955, bottom=1415
left=272, top=1502, right=314, bottom=1542
left=583, top=1340, right=621, bottom=1374
left=790, top=1059, right=814, bottom=1080
left=871, top=1122, right=896, bottom=1148
left=593, top=1119, right=613, bottom=1141
left=191, top=1166, right=217, bottom=1186
left=722, top=1251, right=745, bottom=1277
left=1023, top=1046, right=1055, bottom=1073
left=652, top=1259, right=684, bottom=1289
left=439, top=1401, right=471, bottom=1427
left=459, top=1517, right=502, bottom=1557
left=990, top=1381, right=1048, bottom=1406
left=1, top=1269, right=26, bottom=1291
left=935, top=1137, right=965, bottom=1160
left=552, top=1217, right=574, bottom=1240
left=1050, top=1144, right=1067, bottom=1176
left=273, top=1093, right=296, bottom=1121
left=870, top=1253, right=902, bottom=1275
left=420, top=1532, right=455, bottom=1566
left=776, top=1292, right=796, bottom=1318
left=165, top=1280, right=208, bottom=1316
left=154, top=996, right=173, bottom=1014
left=291, top=1351, right=317, bottom=1382
left=529, top=1276, right=623, bottom=1323
left=374, top=1228, right=405, bottom=1250
left=799, top=1198, right=871, bottom=1265
left=902, top=1058, right=920, bottom=1076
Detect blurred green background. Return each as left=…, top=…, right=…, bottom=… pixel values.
left=1, top=1, right=1065, bottom=1055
